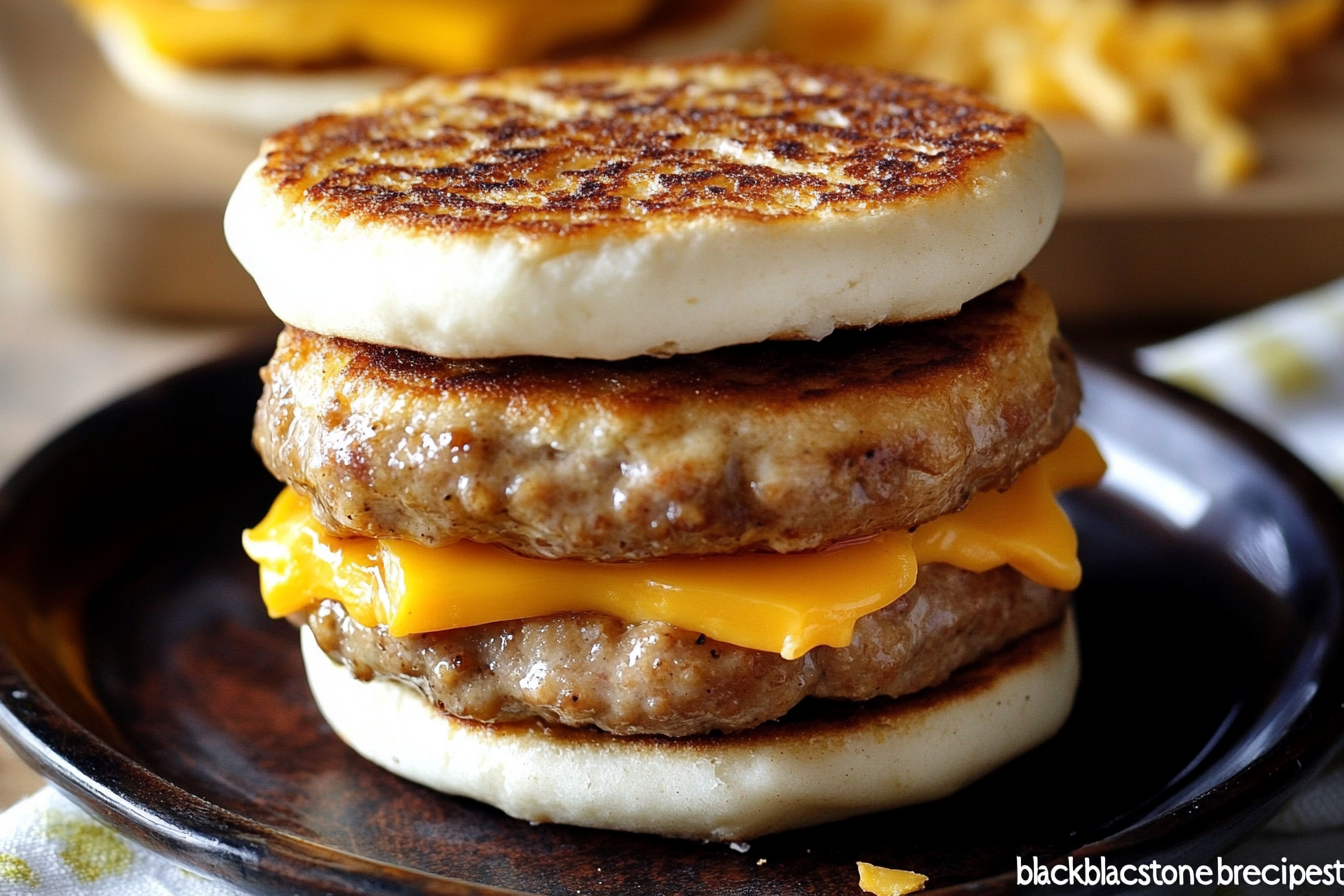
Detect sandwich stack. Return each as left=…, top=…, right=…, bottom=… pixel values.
left=231, top=54, right=1105, bottom=841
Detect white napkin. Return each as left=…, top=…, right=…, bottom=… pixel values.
left=1136, top=276, right=1344, bottom=496
left=0, top=787, right=237, bottom=894
left=2, top=279, right=1343, bottom=893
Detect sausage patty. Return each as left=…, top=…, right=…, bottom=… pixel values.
left=256, top=277, right=1080, bottom=560
left=303, top=563, right=1070, bottom=737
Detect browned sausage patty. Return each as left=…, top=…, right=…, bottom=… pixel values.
left=303, top=563, right=1069, bottom=737
left=255, top=277, right=1080, bottom=560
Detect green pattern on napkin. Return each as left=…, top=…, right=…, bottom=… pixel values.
left=1245, top=335, right=1325, bottom=400
left=1138, top=276, right=1344, bottom=497
left=0, top=852, right=39, bottom=887
left=43, top=811, right=135, bottom=884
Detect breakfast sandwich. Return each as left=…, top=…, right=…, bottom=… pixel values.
left=230, top=54, right=1106, bottom=841
left=68, top=0, right=769, bottom=132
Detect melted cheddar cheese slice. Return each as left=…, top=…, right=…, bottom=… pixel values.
left=74, top=0, right=657, bottom=71
left=243, top=428, right=1106, bottom=660
left=913, top=427, right=1107, bottom=591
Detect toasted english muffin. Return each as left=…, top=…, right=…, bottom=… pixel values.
left=302, top=610, right=1079, bottom=841
left=225, top=55, right=1064, bottom=360
left=254, top=278, right=1080, bottom=559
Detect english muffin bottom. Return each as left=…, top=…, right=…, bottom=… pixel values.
left=301, top=610, right=1080, bottom=840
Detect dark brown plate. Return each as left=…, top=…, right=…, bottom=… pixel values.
left=0, top=349, right=1343, bottom=896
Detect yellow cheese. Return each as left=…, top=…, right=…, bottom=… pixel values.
left=912, top=427, right=1107, bottom=591
left=246, top=491, right=919, bottom=660
left=72, top=0, right=656, bottom=71
left=857, top=863, right=928, bottom=896
left=242, top=428, right=1106, bottom=659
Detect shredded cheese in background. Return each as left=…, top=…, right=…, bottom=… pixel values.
left=768, top=0, right=1344, bottom=189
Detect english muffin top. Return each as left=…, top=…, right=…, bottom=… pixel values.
left=226, top=54, right=1063, bottom=359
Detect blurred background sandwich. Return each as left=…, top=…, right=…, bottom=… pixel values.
left=68, top=0, right=771, bottom=133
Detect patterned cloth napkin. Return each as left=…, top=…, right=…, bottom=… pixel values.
left=0, top=788, right=236, bottom=894
left=1136, top=276, right=1344, bottom=497
left=0, top=278, right=1342, bottom=894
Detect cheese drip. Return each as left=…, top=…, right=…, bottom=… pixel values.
left=243, top=428, right=1106, bottom=659
left=73, top=0, right=656, bottom=71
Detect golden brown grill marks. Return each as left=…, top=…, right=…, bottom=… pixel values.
left=258, top=54, right=1030, bottom=237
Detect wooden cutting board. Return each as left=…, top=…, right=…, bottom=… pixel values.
left=1031, top=39, right=1344, bottom=327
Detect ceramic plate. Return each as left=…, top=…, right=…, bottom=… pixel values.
left=0, top=349, right=1342, bottom=896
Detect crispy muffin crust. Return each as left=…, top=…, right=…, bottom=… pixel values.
left=254, top=277, right=1081, bottom=559
left=257, top=53, right=1030, bottom=237
left=226, top=54, right=1061, bottom=359
left=304, top=564, right=1069, bottom=737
